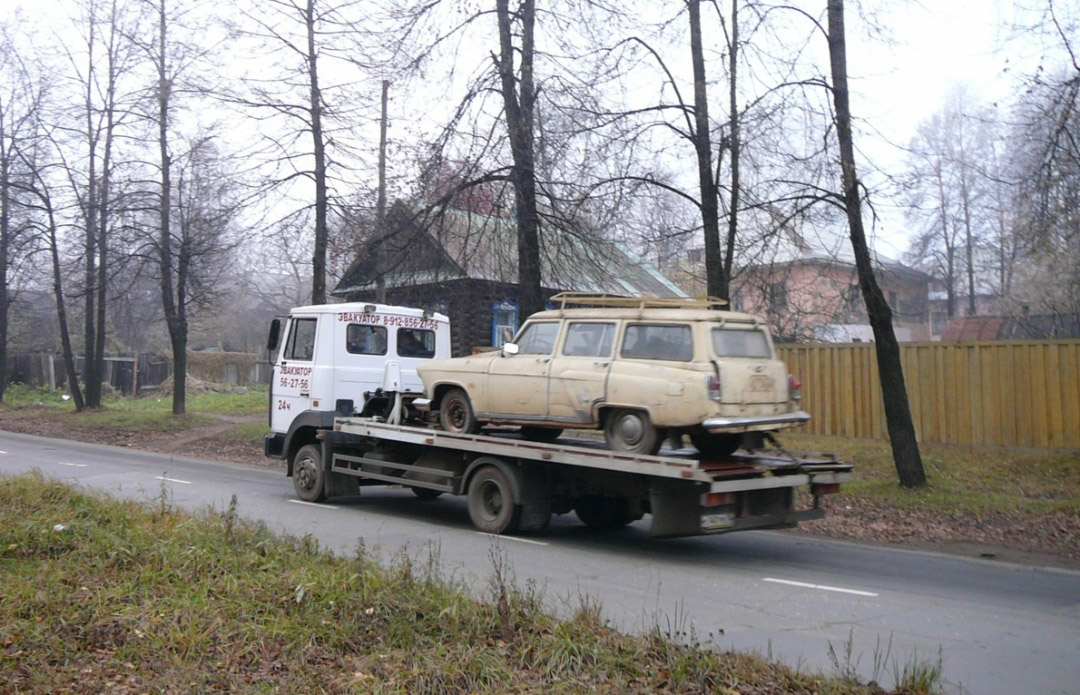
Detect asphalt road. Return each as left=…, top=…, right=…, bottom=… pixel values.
left=1, top=430, right=1077, bottom=694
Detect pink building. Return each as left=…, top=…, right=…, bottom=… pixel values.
left=664, top=227, right=931, bottom=343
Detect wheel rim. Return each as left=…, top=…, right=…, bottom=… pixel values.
left=615, top=413, right=644, bottom=447
left=295, top=455, right=318, bottom=492
left=478, top=478, right=504, bottom=522
left=446, top=398, right=467, bottom=431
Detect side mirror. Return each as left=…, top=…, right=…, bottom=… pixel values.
left=502, top=342, right=520, bottom=356
left=266, top=318, right=282, bottom=352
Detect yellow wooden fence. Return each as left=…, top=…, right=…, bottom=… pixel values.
left=776, top=341, right=1080, bottom=449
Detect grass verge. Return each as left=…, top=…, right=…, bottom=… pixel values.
left=783, top=432, right=1079, bottom=517
left=0, top=473, right=912, bottom=694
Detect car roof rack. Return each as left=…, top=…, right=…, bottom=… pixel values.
left=549, top=292, right=728, bottom=310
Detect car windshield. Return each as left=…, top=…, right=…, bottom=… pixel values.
left=711, top=327, right=771, bottom=358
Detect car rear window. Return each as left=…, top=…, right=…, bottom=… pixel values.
left=562, top=322, right=616, bottom=357
left=621, top=324, right=693, bottom=361
left=712, top=327, right=771, bottom=358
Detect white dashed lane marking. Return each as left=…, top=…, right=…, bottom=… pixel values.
left=155, top=476, right=192, bottom=485
left=763, top=577, right=878, bottom=597
left=477, top=532, right=549, bottom=546
left=288, top=499, right=338, bottom=509
left=57, top=462, right=88, bottom=468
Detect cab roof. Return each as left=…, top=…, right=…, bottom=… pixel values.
left=289, top=302, right=449, bottom=323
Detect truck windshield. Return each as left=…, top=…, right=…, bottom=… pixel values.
left=712, top=327, right=771, bottom=358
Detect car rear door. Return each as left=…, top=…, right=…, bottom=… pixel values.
left=547, top=321, right=616, bottom=424
left=710, top=324, right=787, bottom=404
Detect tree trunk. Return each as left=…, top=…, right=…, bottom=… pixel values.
left=723, top=0, right=740, bottom=296
left=375, top=79, right=389, bottom=303
left=496, top=0, right=543, bottom=317
left=307, top=0, right=328, bottom=305
left=826, top=0, right=925, bottom=488
left=688, top=0, right=726, bottom=300
left=44, top=195, right=85, bottom=411
left=155, top=0, right=186, bottom=415
left=0, top=144, right=8, bottom=403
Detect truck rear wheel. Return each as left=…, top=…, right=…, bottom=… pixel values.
left=466, top=465, right=521, bottom=534
left=574, top=495, right=640, bottom=529
left=439, top=388, right=480, bottom=434
left=292, top=444, right=326, bottom=502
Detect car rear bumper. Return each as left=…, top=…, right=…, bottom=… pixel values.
left=702, top=410, right=810, bottom=432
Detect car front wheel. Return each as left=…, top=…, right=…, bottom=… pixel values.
left=438, top=387, right=480, bottom=434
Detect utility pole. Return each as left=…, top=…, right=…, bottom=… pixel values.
left=375, top=79, right=389, bottom=303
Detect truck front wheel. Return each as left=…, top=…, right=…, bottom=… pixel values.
left=292, top=444, right=327, bottom=502
left=466, top=465, right=521, bottom=534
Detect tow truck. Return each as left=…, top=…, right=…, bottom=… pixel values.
left=264, top=302, right=852, bottom=537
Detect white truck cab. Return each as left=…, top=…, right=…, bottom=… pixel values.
left=264, top=302, right=450, bottom=466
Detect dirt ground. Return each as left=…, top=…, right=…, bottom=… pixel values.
left=2, top=410, right=1077, bottom=569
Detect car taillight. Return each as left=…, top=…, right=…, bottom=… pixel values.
left=788, top=374, right=801, bottom=401
left=707, top=373, right=721, bottom=401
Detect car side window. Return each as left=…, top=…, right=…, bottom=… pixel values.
left=397, top=328, right=435, bottom=358
left=621, top=324, right=693, bottom=362
left=284, top=318, right=317, bottom=361
left=562, top=322, right=616, bottom=357
left=346, top=324, right=387, bottom=355
left=515, top=322, right=560, bottom=355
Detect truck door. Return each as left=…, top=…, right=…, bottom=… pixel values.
left=547, top=321, right=615, bottom=424
left=271, top=315, right=319, bottom=433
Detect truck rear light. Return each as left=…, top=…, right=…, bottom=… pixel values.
left=707, top=373, right=721, bottom=401
left=788, top=374, right=802, bottom=401
left=701, top=491, right=736, bottom=507
left=811, top=482, right=839, bottom=496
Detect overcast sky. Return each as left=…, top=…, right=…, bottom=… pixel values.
left=2, top=0, right=1042, bottom=260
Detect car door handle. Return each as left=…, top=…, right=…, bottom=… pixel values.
left=536, top=357, right=550, bottom=363
left=593, top=361, right=610, bottom=367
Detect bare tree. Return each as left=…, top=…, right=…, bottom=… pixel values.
left=827, top=0, right=925, bottom=488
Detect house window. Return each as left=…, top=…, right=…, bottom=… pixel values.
left=767, top=282, right=787, bottom=311
left=687, top=248, right=704, bottom=263
left=492, top=300, right=519, bottom=348
left=844, top=285, right=862, bottom=314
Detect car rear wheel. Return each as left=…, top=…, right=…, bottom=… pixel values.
left=603, top=409, right=661, bottom=455
left=466, top=465, right=521, bottom=534
left=438, top=387, right=480, bottom=434
left=689, top=431, right=742, bottom=459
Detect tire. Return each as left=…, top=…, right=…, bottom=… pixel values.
left=520, top=426, right=563, bottom=443
left=603, top=409, right=661, bottom=455
left=466, top=465, right=521, bottom=534
left=574, top=495, right=640, bottom=529
left=439, top=387, right=480, bottom=434
left=292, top=444, right=326, bottom=502
left=411, top=486, right=443, bottom=500
left=689, top=430, right=742, bottom=459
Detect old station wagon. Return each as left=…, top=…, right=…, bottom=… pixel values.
left=417, top=294, right=809, bottom=455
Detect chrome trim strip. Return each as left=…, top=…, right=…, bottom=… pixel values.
left=703, top=410, right=811, bottom=430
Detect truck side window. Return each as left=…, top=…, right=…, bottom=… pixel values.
left=346, top=324, right=387, bottom=355
left=562, top=322, right=615, bottom=357
left=284, top=318, right=317, bottom=361
left=621, top=324, right=693, bottom=361
left=397, top=328, right=435, bottom=358
left=514, top=321, right=559, bottom=355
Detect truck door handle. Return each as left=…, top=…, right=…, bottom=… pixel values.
left=300, top=391, right=309, bottom=397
